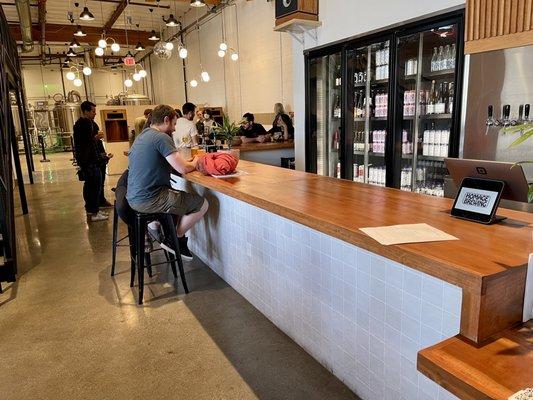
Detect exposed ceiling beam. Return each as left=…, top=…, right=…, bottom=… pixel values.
left=103, top=0, right=128, bottom=32
left=9, top=23, right=152, bottom=47
left=95, top=0, right=171, bottom=9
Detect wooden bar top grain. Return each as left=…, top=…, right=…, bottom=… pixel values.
left=178, top=160, right=533, bottom=342
left=418, top=321, right=533, bottom=400
left=232, top=140, right=295, bottom=152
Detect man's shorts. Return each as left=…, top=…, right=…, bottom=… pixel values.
left=132, top=188, right=204, bottom=216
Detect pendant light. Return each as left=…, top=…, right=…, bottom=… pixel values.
left=82, top=66, right=92, bottom=76
left=148, top=9, right=160, bottom=41
left=73, top=77, right=83, bottom=87
left=66, top=48, right=76, bottom=57
left=164, top=14, right=179, bottom=27
left=218, top=8, right=227, bottom=56
left=179, top=47, right=188, bottom=59
left=95, top=47, right=104, bottom=56
left=190, top=0, right=206, bottom=7
left=74, top=25, right=86, bottom=37
left=190, top=79, right=198, bottom=87
left=134, top=24, right=145, bottom=50
left=79, top=1, right=95, bottom=21
left=66, top=70, right=76, bottom=80
left=197, top=22, right=209, bottom=83
left=124, top=78, right=133, bottom=88
left=69, top=37, right=81, bottom=48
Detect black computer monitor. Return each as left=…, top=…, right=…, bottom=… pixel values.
left=444, top=158, right=529, bottom=203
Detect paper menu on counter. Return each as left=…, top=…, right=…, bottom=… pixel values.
left=359, top=223, right=459, bottom=246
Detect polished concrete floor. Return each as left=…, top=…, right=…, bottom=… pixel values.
left=1, top=153, right=359, bottom=400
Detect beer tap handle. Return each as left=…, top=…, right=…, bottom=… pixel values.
left=503, top=104, right=511, bottom=120
left=525, top=104, right=530, bottom=121
left=518, top=104, right=524, bottom=122
left=488, top=104, right=493, bottom=119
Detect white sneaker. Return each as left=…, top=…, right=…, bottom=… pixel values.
left=90, top=212, right=109, bottom=222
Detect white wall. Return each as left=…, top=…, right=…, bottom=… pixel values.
left=292, top=0, right=466, bottom=170
left=150, top=0, right=293, bottom=122
left=146, top=51, right=187, bottom=105
left=21, top=64, right=147, bottom=105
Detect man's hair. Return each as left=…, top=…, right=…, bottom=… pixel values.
left=150, top=105, right=177, bottom=125
left=143, top=108, right=153, bottom=117
left=80, top=101, right=96, bottom=113
left=243, top=112, right=254, bottom=122
left=182, top=102, right=196, bottom=115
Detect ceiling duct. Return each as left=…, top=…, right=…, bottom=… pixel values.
left=15, top=0, right=34, bottom=52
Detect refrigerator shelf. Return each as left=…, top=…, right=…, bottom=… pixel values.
left=371, top=117, right=388, bottom=121
left=420, top=114, right=452, bottom=120
left=354, top=117, right=366, bottom=122
left=353, top=150, right=365, bottom=155
left=422, top=69, right=455, bottom=79
left=371, top=79, right=389, bottom=86
left=418, top=154, right=445, bottom=161
left=368, top=152, right=385, bottom=157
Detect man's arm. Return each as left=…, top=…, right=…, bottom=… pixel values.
left=165, top=152, right=198, bottom=175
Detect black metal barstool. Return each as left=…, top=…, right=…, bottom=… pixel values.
left=134, top=212, right=189, bottom=304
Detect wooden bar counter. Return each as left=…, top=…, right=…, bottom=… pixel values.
left=173, top=160, right=532, bottom=399
left=180, top=160, right=532, bottom=343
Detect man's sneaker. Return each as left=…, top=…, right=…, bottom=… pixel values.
left=160, top=236, right=193, bottom=261
left=178, top=236, right=193, bottom=261
left=90, top=212, right=109, bottom=222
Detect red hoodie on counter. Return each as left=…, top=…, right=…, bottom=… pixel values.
left=197, top=153, right=239, bottom=176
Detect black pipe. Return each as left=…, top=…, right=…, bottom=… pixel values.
left=10, top=117, right=29, bottom=215
left=16, top=84, right=34, bottom=183
left=59, top=62, right=67, bottom=98
left=38, top=134, right=50, bottom=163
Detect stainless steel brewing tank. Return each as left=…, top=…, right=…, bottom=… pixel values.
left=123, top=94, right=151, bottom=105
left=54, top=103, right=81, bottom=134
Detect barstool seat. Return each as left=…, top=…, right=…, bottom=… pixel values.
left=112, top=170, right=189, bottom=305
left=133, top=211, right=189, bottom=304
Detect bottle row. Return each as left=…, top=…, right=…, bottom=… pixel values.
left=430, top=44, right=456, bottom=72
left=401, top=130, right=413, bottom=155
left=375, top=45, right=390, bottom=67
left=375, top=65, right=389, bottom=81
left=351, top=164, right=388, bottom=186
left=352, top=130, right=387, bottom=153
left=422, top=129, right=450, bottom=157
left=402, top=81, right=454, bottom=117
left=405, top=58, right=418, bottom=76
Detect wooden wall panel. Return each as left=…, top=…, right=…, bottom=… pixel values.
left=466, top=0, right=533, bottom=53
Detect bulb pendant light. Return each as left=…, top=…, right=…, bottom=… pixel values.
left=124, top=78, right=133, bottom=88
left=179, top=47, right=188, bottom=59
left=190, top=79, right=198, bottom=87
left=165, top=14, right=179, bottom=27
left=148, top=30, right=160, bottom=41
left=82, top=66, right=92, bottom=76
left=190, top=0, right=206, bottom=7
left=98, top=38, right=107, bottom=48
left=231, top=52, right=239, bottom=61
left=73, top=78, right=83, bottom=87
left=138, top=69, right=147, bottom=78
left=66, top=71, right=76, bottom=81
left=95, top=47, right=104, bottom=56
left=218, top=49, right=225, bottom=58
left=110, top=42, right=120, bottom=52
left=74, top=26, right=87, bottom=37
left=79, top=6, right=95, bottom=21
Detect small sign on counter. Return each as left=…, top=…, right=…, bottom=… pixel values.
left=360, top=223, right=458, bottom=246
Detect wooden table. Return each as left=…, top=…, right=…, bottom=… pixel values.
left=232, top=140, right=295, bottom=152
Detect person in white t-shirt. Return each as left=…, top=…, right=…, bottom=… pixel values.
left=173, top=102, right=198, bottom=148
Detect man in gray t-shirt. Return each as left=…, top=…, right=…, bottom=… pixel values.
left=126, top=105, right=209, bottom=260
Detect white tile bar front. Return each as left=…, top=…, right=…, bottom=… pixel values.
left=172, top=179, right=461, bottom=400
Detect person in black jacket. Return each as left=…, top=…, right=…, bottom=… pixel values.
left=73, top=101, right=108, bottom=222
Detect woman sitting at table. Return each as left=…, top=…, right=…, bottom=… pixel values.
left=268, top=103, right=294, bottom=141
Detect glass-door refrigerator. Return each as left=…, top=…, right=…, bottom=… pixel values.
left=305, top=10, right=464, bottom=196
left=393, top=18, right=464, bottom=197
left=345, top=37, right=393, bottom=187
left=306, top=51, right=342, bottom=178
